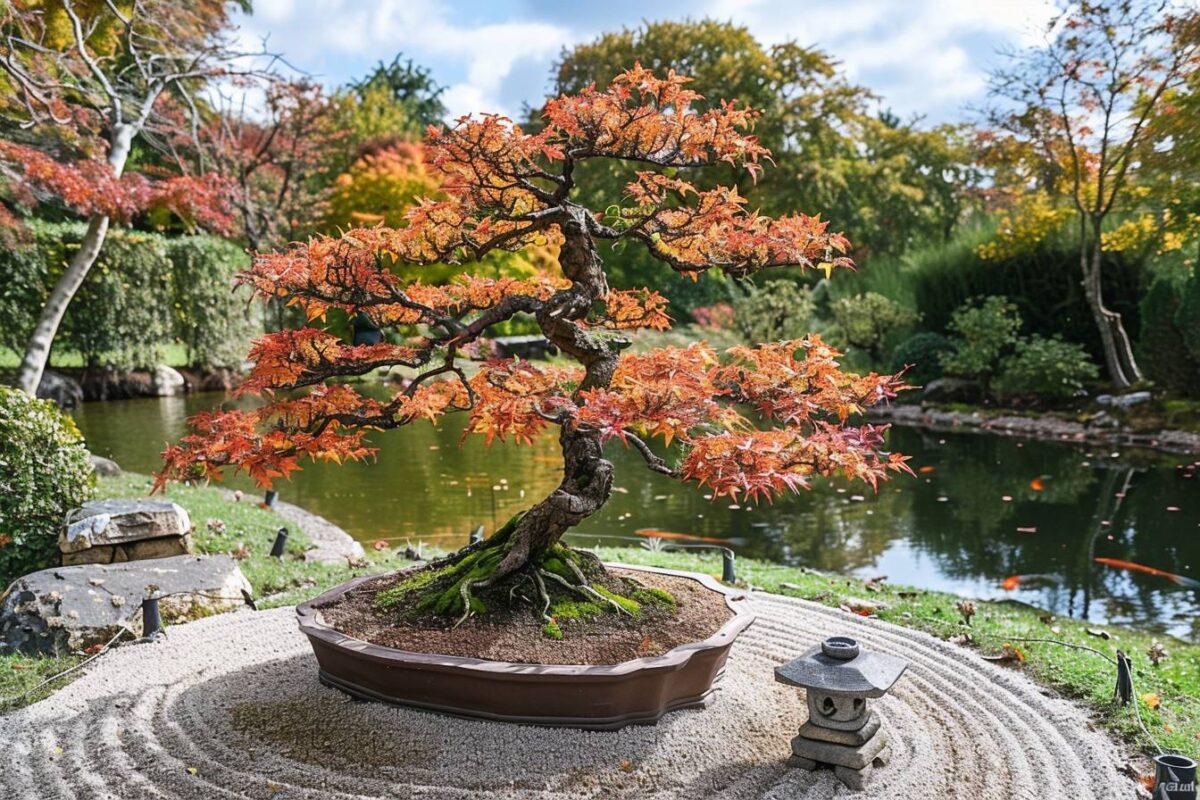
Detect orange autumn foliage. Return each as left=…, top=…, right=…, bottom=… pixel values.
left=157, top=65, right=910, bottom=508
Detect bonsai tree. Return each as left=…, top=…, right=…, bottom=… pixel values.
left=157, top=66, right=911, bottom=627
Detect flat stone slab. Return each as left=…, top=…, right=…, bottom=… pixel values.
left=60, top=499, right=192, bottom=554
left=0, top=554, right=250, bottom=656
left=793, top=728, right=889, bottom=769
left=0, top=592, right=1135, bottom=799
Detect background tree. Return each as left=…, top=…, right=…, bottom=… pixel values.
left=984, top=0, right=1200, bottom=388
left=0, top=0, right=267, bottom=395
left=158, top=67, right=911, bottom=623
left=205, top=79, right=342, bottom=252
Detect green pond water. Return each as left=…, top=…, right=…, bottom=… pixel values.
left=73, top=391, right=1200, bottom=640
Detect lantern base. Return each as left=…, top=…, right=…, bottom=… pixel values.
left=791, top=719, right=891, bottom=789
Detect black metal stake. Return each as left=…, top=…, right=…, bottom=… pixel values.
left=1114, top=650, right=1133, bottom=705
left=264, top=489, right=278, bottom=509
left=270, top=527, right=289, bottom=558
left=141, top=593, right=163, bottom=640
left=721, top=548, right=737, bottom=583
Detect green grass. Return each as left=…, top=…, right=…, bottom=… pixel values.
left=4, top=477, right=1196, bottom=764
left=0, top=343, right=192, bottom=370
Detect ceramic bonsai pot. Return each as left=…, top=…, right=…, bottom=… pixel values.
left=296, top=563, right=755, bottom=730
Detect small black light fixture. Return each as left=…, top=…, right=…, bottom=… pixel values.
left=1154, top=754, right=1197, bottom=800
left=270, top=527, right=289, bottom=558
left=264, top=489, right=278, bottom=509
left=721, top=548, right=737, bottom=583
left=352, top=311, right=384, bottom=346
left=141, top=592, right=163, bottom=640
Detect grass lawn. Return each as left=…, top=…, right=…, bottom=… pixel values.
left=0, top=343, right=192, bottom=370
left=3, top=474, right=1197, bottom=762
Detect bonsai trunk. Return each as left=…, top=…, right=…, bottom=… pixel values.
left=393, top=204, right=631, bottom=622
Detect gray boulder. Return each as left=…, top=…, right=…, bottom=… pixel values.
left=1095, top=391, right=1152, bottom=409
left=88, top=454, right=122, bottom=477
left=35, top=369, right=84, bottom=409
left=60, top=499, right=193, bottom=566
left=151, top=364, right=186, bottom=396
left=0, top=554, right=253, bottom=656
left=921, top=378, right=982, bottom=403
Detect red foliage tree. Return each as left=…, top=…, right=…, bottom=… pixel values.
left=0, top=0, right=268, bottom=395
left=157, top=66, right=911, bottom=621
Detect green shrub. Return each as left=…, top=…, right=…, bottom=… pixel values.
left=1176, top=269, right=1200, bottom=368
left=993, top=335, right=1099, bottom=401
left=939, top=296, right=1022, bottom=390
left=0, top=235, right=49, bottom=355
left=889, top=332, right=954, bottom=387
left=828, top=292, right=919, bottom=363
left=166, top=236, right=257, bottom=369
left=731, top=279, right=814, bottom=343
left=0, top=387, right=95, bottom=586
left=1139, top=277, right=1200, bottom=396
left=905, top=223, right=1141, bottom=369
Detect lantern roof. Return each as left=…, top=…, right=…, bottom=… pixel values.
left=774, top=636, right=907, bottom=698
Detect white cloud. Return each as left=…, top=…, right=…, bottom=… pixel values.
left=232, top=0, right=574, bottom=118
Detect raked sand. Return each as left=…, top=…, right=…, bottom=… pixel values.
left=0, top=591, right=1135, bottom=799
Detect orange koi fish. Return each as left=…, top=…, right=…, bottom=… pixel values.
left=635, top=529, right=731, bottom=545
left=1094, top=558, right=1200, bottom=588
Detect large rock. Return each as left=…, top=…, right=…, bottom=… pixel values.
left=0, top=554, right=253, bottom=656
left=35, top=369, right=84, bottom=409
left=151, top=364, right=187, bottom=397
left=60, top=499, right=193, bottom=566
left=88, top=453, right=122, bottom=477
left=1095, top=391, right=1152, bottom=409
left=921, top=377, right=982, bottom=403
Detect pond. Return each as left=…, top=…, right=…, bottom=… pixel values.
left=73, top=391, right=1200, bottom=641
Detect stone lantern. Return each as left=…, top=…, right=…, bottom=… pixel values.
left=774, top=635, right=907, bottom=789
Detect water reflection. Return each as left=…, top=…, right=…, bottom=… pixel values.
left=73, top=391, right=1200, bottom=639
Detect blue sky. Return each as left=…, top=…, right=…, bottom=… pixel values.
left=234, top=0, right=1057, bottom=125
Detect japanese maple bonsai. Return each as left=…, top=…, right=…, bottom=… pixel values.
left=157, top=65, right=910, bottom=640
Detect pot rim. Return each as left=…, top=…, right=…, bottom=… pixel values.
left=296, top=562, right=755, bottom=677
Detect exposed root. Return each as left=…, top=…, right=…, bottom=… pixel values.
left=531, top=569, right=552, bottom=621
left=538, top=568, right=635, bottom=617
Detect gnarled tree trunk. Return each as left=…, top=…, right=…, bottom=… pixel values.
left=482, top=205, right=626, bottom=584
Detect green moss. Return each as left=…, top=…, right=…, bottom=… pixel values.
left=631, top=586, right=677, bottom=609
left=595, top=586, right=641, bottom=616
left=542, top=620, right=563, bottom=640
left=549, top=599, right=606, bottom=620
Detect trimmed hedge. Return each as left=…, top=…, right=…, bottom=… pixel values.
left=0, top=221, right=258, bottom=370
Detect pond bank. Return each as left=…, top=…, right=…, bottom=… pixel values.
left=870, top=402, right=1200, bottom=455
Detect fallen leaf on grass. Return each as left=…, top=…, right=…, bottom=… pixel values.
left=983, top=644, right=1025, bottom=665
left=1029, top=477, right=1045, bottom=491
left=10, top=662, right=30, bottom=671
left=83, top=643, right=104, bottom=655
left=918, top=466, right=936, bottom=474
left=372, top=540, right=388, bottom=551
left=1142, top=693, right=1161, bottom=710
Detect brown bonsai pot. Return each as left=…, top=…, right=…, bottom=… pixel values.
left=296, top=563, right=755, bottom=730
